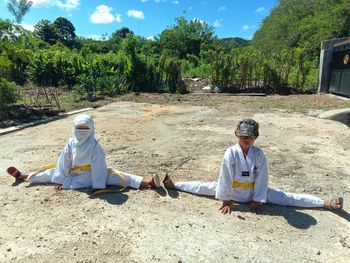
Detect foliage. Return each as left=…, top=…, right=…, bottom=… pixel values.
left=34, top=19, right=59, bottom=45
left=0, top=78, right=19, bottom=112
left=74, top=51, right=132, bottom=100
left=164, top=59, right=186, bottom=93
left=252, top=0, right=350, bottom=57
left=110, top=27, right=134, bottom=45
left=159, top=16, right=215, bottom=59
left=7, top=0, right=32, bottom=24
left=2, top=5, right=350, bottom=116
left=53, top=17, right=77, bottom=48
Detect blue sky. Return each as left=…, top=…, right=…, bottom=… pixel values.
left=0, top=0, right=277, bottom=40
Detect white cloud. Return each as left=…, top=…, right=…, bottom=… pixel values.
left=172, top=0, right=179, bottom=4
left=115, top=14, right=122, bottom=23
left=30, top=0, right=53, bottom=7
left=242, top=25, right=250, bottom=31
left=127, top=9, right=145, bottom=19
left=90, top=5, right=116, bottom=24
left=217, top=6, right=225, bottom=12
left=24, top=0, right=80, bottom=10
left=56, top=0, right=80, bottom=11
left=255, top=7, right=265, bottom=14
left=213, top=19, right=222, bottom=28
left=147, top=35, right=155, bottom=40
left=22, top=24, right=35, bottom=31
left=141, top=0, right=148, bottom=2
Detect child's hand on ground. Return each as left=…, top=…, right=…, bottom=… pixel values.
left=250, top=201, right=261, bottom=213
left=219, top=200, right=234, bottom=215
left=54, top=184, right=63, bottom=191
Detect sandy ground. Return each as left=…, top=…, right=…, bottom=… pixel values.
left=0, top=99, right=350, bottom=263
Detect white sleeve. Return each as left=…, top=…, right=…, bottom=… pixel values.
left=91, top=143, right=108, bottom=189
left=253, top=150, right=269, bottom=203
left=215, top=149, right=234, bottom=200
left=52, top=144, right=72, bottom=185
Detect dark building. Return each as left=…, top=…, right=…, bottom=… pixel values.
left=318, top=38, right=350, bottom=97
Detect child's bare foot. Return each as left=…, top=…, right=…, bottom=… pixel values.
left=54, top=184, right=63, bottom=191
left=324, top=197, right=343, bottom=210
left=139, top=174, right=161, bottom=189
left=163, top=173, right=175, bottom=189
left=149, top=174, right=161, bottom=189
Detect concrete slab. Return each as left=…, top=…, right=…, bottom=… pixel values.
left=318, top=108, right=350, bottom=127
left=0, top=108, right=93, bottom=136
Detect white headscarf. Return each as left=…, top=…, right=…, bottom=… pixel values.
left=70, top=114, right=96, bottom=166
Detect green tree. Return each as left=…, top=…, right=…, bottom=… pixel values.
left=0, top=19, right=13, bottom=31
left=159, top=17, right=215, bottom=59
left=34, top=19, right=59, bottom=45
left=7, top=0, right=32, bottom=24
left=112, top=27, right=134, bottom=39
left=53, top=17, right=76, bottom=48
left=252, top=0, right=350, bottom=56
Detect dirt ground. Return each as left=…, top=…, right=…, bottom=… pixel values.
left=0, top=96, right=350, bottom=262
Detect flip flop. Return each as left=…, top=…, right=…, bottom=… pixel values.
left=7, top=166, right=23, bottom=178
left=325, top=197, right=343, bottom=210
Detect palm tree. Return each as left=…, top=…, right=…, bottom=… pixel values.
left=7, top=0, right=33, bottom=24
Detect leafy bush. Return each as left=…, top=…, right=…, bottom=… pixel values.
left=0, top=77, right=19, bottom=111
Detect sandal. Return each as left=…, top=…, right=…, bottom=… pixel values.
left=7, top=166, right=23, bottom=179
left=324, top=197, right=343, bottom=210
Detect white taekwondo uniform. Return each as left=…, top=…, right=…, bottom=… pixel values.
left=28, top=114, right=143, bottom=190
left=174, top=143, right=324, bottom=208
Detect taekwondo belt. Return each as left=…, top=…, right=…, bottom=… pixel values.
left=29, top=164, right=126, bottom=194
left=232, top=181, right=255, bottom=190
left=31, top=164, right=92, bottom=175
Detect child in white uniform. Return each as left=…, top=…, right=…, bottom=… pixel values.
left=7, top=114, right=160, bottom=191
left=163, top=119, right=343, bottom=213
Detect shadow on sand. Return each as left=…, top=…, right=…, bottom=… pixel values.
left=162, top=188, right=350, bottom=229
left=15, top=182, right=350, bottom=227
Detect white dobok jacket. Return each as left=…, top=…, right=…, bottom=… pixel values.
left=51, top=114, right=109, bottom=189
left=215, top=143, right=269, bottom=203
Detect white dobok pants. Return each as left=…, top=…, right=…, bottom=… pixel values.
left=174, top=181, right=324, bottom=207
left=29, top=168, right=143, bottom=189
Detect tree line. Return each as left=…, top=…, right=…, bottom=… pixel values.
left=1, top=0, right=349, bottom=113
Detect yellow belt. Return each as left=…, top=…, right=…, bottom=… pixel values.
left=71, top=164, right=91, bottom=173
left=31, top=164, right=91, bottom=175
left=232, top=181, right=255, bottom=190
left=93, top=168, right=126, bottom=195
left=30, top=164, right=126, bottom=194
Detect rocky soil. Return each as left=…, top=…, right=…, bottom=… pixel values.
left=0, top=97, right=349, bottom=262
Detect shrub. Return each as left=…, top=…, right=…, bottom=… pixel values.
left=0, top=77, right=19, bottom=114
